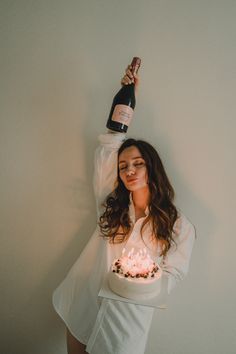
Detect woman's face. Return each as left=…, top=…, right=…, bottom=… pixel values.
left=118, top=146, right=148, bottom=191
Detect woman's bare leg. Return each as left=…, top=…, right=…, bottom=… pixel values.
left=66, top=327, right=87, bottom=354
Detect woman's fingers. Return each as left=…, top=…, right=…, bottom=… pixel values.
left=126, top=65, right=134, bottom=79
left=121, top=65, right=139, bottom=86
left=121, top=66, right=133, bottom=85
left=121, top=75, right=134, bottom=85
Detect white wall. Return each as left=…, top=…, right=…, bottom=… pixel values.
left=1, top=1, right=235, bottom=353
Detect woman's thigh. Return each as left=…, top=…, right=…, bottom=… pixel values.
left=66, top=327, right=87, bottom=354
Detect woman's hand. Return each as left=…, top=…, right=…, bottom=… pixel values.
left=121, top=65, right=140, bottom=93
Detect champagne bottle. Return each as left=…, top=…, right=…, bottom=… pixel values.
left=106, top=57, right=141, bottom=133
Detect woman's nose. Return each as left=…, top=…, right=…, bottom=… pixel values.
left=126, top=166, right=135, bottom=176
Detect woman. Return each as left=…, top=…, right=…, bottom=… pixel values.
left=53, top=65, right=196, bottom=354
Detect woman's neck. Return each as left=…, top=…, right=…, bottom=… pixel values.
left=131, top=187, right=150, bottom=211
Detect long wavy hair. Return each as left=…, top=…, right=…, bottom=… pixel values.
left=98, top=138, right=179, bottom=256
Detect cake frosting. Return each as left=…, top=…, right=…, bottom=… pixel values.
left=108, top=248, right=162, bottom=300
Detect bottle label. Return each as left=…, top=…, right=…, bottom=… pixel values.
left=111, top=104, right=134, bottom=126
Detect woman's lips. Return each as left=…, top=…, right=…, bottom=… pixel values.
left=127, top=178, right=138, bottom=184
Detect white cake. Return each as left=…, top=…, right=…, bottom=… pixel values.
left=108, top=248, right=162, bottom=301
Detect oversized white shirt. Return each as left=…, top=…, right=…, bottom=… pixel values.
left=52, top=131, right=196, bottom=350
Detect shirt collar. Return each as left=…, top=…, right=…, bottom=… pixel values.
left=129, top=192, right=149, bottom=224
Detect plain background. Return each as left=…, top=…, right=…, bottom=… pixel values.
left=1, top=1, right=235, bottom=353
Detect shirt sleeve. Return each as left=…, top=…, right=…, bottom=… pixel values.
left=93, top=130, right=126, bottom=218
left=160, top=212, right=196, bottom=294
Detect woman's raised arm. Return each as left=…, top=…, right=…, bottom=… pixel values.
left=93, top=131, right=126, bottom=218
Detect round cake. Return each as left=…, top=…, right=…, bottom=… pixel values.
left=108, top=248, right=162, bottom=301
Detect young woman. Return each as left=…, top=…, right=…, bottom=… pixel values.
left=52, top=65, right=195, bottom=354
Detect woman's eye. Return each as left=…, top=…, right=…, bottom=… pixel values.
left=135, top=162, right=145, bottom=167
left=119, top=161, right=145, bottom=171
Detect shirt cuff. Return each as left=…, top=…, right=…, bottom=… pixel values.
left=98, top=131, right=126, bottom=148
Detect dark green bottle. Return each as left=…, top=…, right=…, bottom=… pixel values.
left=106, top=57, right=141, bottom=133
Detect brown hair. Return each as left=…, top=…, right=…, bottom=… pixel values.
left=98, top=138, right=178, bottom=256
